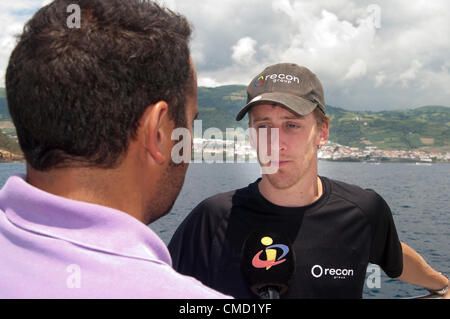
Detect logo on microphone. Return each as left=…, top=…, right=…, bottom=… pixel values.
left=252, top=236, right=289, bottom=270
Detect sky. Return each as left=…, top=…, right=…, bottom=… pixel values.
left=0, top=0, right=449, bottom=111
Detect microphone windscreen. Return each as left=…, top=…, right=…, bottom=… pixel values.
left=241, top=231, right=296, bottom=297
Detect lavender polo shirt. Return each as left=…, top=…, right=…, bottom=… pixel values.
left=0, top=175, right=229, bottom=298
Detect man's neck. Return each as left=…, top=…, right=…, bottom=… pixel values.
left=26, top=164, right=146, bottom=222
left=258, top=175, right=323, bottom=208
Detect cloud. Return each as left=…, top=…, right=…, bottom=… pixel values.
left=178, top=0, right=450, bottom=110
left=198, top=77, right=221, bottom=88
left=0, top=1, right=42, bottom=88
left=397, top=60, right=423, bottom=88
left=269, top=5, right=377, bottom=81
left=1, top=0, right=449, bottom=111
left=156, top=0, right=177, bottom=11
left=231, top=37, right=257, bottom=65
left=374, top=72, right=386, bottom=88
left=344, top=59, right=367, bottom=80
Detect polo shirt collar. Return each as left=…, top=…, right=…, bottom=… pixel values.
left=0, top=175, right=172, bottom=265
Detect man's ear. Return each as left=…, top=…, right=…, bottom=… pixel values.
left=317, top=121, right=330, bottom=148
left=142, top=101, right=170, bottom=165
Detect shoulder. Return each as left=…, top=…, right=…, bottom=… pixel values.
left=169, top=185, right=252, bottom=248
left=325, top=177, right=379, bottom=201
left=324, top=177, right=391, bottom=222
left=139, top=262, right=230, bottom=298
left=199, top=189, right=236, bottom=213
left=85, top=255, right=230, bottom=298
left=169, top=185, right=253, bottom=274
left=161, top=264, right=232, bottom=298
left=184, top=185, right=252, bottom=226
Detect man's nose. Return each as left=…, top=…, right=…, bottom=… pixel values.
left=274, top=127, right=287, bottom=152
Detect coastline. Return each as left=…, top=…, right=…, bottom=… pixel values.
left=318, top=142, right=450, bottom=163
left=2, top=142, right=448, bottom=164
left=0, top=159, right=24, bottom=163
left=190, top=139, right=450, bottom=164
left=3, top=158, right=448, bottom=164
left=0, top=149, right=24, bottom=163
left=319, top=158, right=448, bottom=164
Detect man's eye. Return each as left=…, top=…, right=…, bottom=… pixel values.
left=287, top=123, right=299, bottom=128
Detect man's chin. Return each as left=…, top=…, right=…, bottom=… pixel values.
left=264, top=174, right=299, bottom=190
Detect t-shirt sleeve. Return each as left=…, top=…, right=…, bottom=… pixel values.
left=367, top=191, right=403, bottom=278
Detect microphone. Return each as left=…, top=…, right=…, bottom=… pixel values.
left=241, top=231, right=296, bottom=299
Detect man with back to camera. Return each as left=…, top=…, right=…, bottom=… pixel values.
left=169, top=62, right=449, bottom=299
left=0, top=0, right=230, bottom=298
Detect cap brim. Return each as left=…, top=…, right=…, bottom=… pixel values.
left=236, top=92, right=322, bottom=121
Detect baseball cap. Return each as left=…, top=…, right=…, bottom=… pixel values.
left=236, top=63, right=326, bottom=121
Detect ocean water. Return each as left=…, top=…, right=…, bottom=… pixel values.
left=1, top=161, right=448, bottom=299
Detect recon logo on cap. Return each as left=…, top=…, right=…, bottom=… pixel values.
left=255, top=73, right=300, bottom=87
left=254, top=76, right=265, bottom=87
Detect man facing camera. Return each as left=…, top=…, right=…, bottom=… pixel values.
left=1, top=0, right=228, bottom=298
left=169, top=63, right=449, bottom=299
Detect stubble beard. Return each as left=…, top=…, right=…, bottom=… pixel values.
left=145, top=158, right=189, bottom=225
left=263, top=148, right=317, bottom=191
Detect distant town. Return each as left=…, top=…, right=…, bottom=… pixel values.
left=192, top=138, right=450, bottom=164
left=318, top=142, right=450, bottom=163
left=1, top=137, right=449, bottom=164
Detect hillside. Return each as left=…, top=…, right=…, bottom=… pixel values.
left=0, top=130, right=22, bottom=159
left=327, top=105, right=450, bottom=150
left=0, top=92, right=22, bottom=157
left=0, top=86, right=449, bottom=152
left=197, top=85, right=248, bottom=131
left=195, top=85, right=450, bottom=151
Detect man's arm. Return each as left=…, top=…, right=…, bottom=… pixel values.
left=397, top=242, right=449, bottom=298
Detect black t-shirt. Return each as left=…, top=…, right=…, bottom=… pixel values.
left=168, top=176, right=403, bottom=299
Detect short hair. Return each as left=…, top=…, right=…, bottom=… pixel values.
left=6, top=0, right=192, bottom=171
left=312, top=107, right=330, bottom=128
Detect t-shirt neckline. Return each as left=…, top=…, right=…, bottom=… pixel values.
left=247, top=176, right=330, bottom=215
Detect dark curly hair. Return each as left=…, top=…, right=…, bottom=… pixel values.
left=6, top=0, right=193, bottom=171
